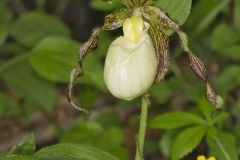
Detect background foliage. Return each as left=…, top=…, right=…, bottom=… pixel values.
left=0, top=0, right=239, bottom=160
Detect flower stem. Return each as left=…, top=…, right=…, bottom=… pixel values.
left=135, top=94, right=149, bottom=160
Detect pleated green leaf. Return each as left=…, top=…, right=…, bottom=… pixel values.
left=150, top=112, right=206, bottom=129
left=35, top=143, right=120, bottom=160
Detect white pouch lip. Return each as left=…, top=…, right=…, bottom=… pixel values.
left=104, top=21, right=157, bottom=101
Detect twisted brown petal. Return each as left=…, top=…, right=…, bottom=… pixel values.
left=104, top=8, right=131, bottom=30
left=67, top=28, right=101, bottom=113
left=187, top=52, right=208, bottom=82
left=67, top=8, right=131, bottom=112
left=142, top=6, right=170, bottom=82
left=141, top=6, right=224, bottom=110
left=149, top=26, right=170, bottom=82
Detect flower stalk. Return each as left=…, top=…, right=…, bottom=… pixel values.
left=135, top=94, right=149, bottom=160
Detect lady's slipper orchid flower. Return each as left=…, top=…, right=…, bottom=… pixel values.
left=67, top=0, right=223, bottom=113
left=104, top=16, right=157, bottom=100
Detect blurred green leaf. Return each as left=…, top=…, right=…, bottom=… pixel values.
left=144, top=140, right=159, bottom=156
left=199, top=97, right=229, bottom=125
left=96, top=112, right=121, bottom=128
left=234, top=0, right=240, bottom=31
left=80, top=53, right=106, bottom=91
left=199, top=97, right=229, bottom=124
left=232, top=125, right=240, bottom=148
left=90, top=0, right=123, bottom=12
left=79, top=87, right=99, bottom=109
left=187, top=0, right=230, bottom=36
left=211, top=23, right=239, bottom=50
left=0, top=1, right=12, bottom=46
left=97, top=31, right=115, bottom=58
left=198, top=97, right=215, bottom=121
left=0, top=93, right=20, bottom=118
left=150, top=81, right=172, bottom=104
left=29, top=36, right=106, bottom=91
left=159, top=131, right=176, bottom=159
left=221, top=45, right=240, bottom=60
left=149, top=112, right=206, bottom=129
left=29, top=36, right=79, bottom=82
left=35, top=143, right=120, bottom=160
left=0, top=155, right=35, bottom=160
left=10, top=12, right=70, bottom=47
left=217, top=65, right=240, bottom=94
left=60, top=122, right=103, bottom=144
left=9, top=133, right=35, bottom=156
left=232, top=99, right=240, bottom=118
left=60, top=122, right=128, bottom=159
left=154, top=0, right=192, bottom=25
left=171, top=126, right=206, bottom=160
left=207, top=132, right=238, bottom=160
left=185, top=84, right=205, bottom=103
left=212, top=112, right=229, bottom=124
left=0, top=42, right=27, bottom=55
left=210, top=22, right=240, bottom=60
left=1, top=56, right=57, bottom=111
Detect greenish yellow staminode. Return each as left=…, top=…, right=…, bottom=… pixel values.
left=123, top=16, right=144, bottom=43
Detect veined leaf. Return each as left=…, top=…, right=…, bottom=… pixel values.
left=35, top=143, right=120, bottom=160
left=207, top=132, right=238, bottom=160
left=171, top=126, right=206, bottom=160
left=149, top=112, right=207, bottom=129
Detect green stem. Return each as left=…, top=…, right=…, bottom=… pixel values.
left=135, top=95, right=149, bottom=160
